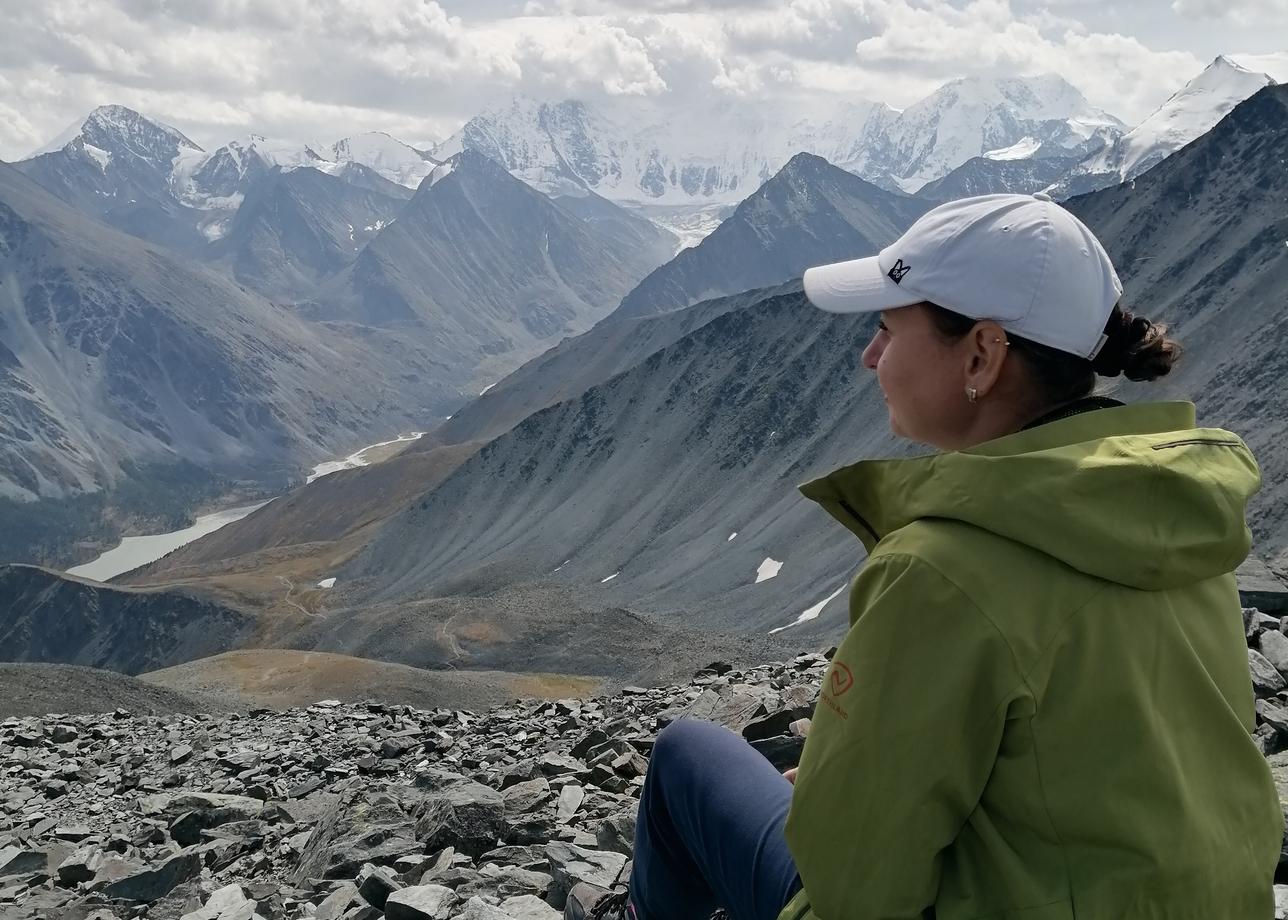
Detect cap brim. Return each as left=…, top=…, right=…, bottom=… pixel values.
left=802, top=256, right=922, bottom=314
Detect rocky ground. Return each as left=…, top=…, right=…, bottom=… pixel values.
left=2, top=607, right=1288, bottom=920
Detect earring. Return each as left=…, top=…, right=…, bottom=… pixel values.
left=966, top=386, right=978, bottom=403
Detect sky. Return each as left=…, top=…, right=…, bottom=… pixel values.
left=0, top=0, right=1285, bottom=161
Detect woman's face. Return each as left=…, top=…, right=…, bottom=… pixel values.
left=861, top=303, right=976, bottom=449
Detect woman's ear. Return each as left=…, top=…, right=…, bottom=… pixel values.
left=963, top=321, right=1010, bottom=398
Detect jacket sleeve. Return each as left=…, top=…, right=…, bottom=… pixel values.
left=784, top=552, right=1025, bottom=919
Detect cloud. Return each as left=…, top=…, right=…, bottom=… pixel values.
left=0, top=0, right=1258, bottom=161
left=1171, top=0, right=1288, bottom=20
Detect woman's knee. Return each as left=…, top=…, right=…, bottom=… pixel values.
left=651, top=718, right=732, bottom=773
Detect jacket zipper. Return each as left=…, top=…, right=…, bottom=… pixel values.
left=837, top=497, right=880, bottom=544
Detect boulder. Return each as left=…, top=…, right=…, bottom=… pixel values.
left=293, top=791, right=420, bottom=882
left=0, top=846, right=47, bottom=878
left=544, top=842, right=627, bottom=909
left=357, top=863, right=403, bottom=910
left=414, top=780, right=505, bottom=858
left=98, top=850, right=202, bottom=902
left=383, top=884, right=457, bottom=920
left=501, top=894, right=562, bottom=920
left=1250, top=649, right=1287, bottom=698
left=595, top=813, right=636, bottom=857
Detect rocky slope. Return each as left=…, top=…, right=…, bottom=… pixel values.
left=206, top=167, right=409, bottom=300
left=612, top=153, right=928, bottom=320
left=307, top=150, right=675, bottom=391
left=1, top=620, right=1286, bottom=920
left=0, top=663, right=216, bottom=718
left=0, top=162, right=449, bottom=564
left=0, top=565, right=256, bottom=675
left=341, top=289, right=895, bottom=643
left=914, top=155, right=1078, bottom=201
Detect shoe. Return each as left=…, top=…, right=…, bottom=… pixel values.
left=564, top=882, right=637, bottom=920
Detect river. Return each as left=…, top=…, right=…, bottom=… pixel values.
left=65, top=431, right=425, bottom=583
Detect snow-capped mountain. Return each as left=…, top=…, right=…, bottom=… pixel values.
left=15, top=106, right=211, bottom=254
left=328, top=133, right=438, bottom=189
left=23, top=104, right=203, bottom=170
left=436, top=75, right=1123, bottom=209
left=855, top=74, right=1123, bottom=192
left=1050, top=56, right=1278, bottom=199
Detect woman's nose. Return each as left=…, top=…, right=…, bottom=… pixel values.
left=861, top=335, right=882, bottom=370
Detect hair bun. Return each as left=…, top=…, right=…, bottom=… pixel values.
left=1092, top=307, right=1182, bottom=382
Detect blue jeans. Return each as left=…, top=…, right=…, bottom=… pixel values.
left=630, top=719, right=804, bottom=920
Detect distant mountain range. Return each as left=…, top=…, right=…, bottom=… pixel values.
left=438, top=75, right=1123, bottom=209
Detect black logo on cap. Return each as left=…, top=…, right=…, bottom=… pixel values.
left=887, top=259, right=911, bottom=284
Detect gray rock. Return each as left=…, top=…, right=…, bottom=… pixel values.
left=500, top=894, right=562, bottom=920
left=595, top=814, right=636, bottom=857
left=56, top=846, right=102, bottom=885
left=544, top=842, right=627, bottom=909
left=99, top=850, right=201, bottom=902
left=414, top=780, right=505, bottom=858
left=294, top=792, right=420, bottom=881
left=313, top=881, right=360, bottom=920
left=750, top=735, right=806, bottom=771
left=459, top=896, right=515, bottom=920
left=1261, top=630, right=1288, bottom=677
left=1260, top=700, right=1288, bottom=737
left=0, top=846, right=46, bottom=878
left=53, top=824, right=93, bottom=842
left=502, top=777, right=552, bottom=816
left=50, top=725, right=79, bottom=744
left=357, top=863, right=403, bottom=910
left=1250, top=649, right=1287, bottom=698
left=555, top=786, right=584, bottom=825
left=383, top=884, right=457, bottom=920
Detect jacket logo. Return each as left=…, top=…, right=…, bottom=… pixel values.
left=887, top=259, right=911, bottom=284
left=829, top=662, right=854, bottom=697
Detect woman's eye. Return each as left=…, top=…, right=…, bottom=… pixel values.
left=877, top=320, right=889, bottom=332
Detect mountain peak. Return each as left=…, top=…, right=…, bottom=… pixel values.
left=80, top=105, right=202, bottom=153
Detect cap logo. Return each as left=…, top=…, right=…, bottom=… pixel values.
left=887, top=259, right=911, bottom=285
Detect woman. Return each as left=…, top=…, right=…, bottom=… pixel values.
left=565, top=194, right=1283, bottom=920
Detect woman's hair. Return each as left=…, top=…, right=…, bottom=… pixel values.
left=922, top=302, right=1183, bottom=406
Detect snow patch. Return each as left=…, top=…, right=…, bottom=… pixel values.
left=427, top=160, right=456, bottom=188
left=479, top=382, right=497, bottom=396
left=82, top=143, right=111, bottom=172
left=317, top=577, right=337, bottom=589
left=553, top=559, right=570, bottom=573
left=984, top=136, right=1041, bottom=160
left=201, top=220, right=231, bottom=242
left=727, top=532, right=737, bottom=542
left=769, top=583, right=848, bottom=635
left=755, top=558, right=783, bottom=584
left=601, top=572, right=620, bottom=583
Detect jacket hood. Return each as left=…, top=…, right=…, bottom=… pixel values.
left=799, top=401, right=1260, bottom=591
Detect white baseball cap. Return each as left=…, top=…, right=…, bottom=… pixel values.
left=802, top=192, right=1123, bottom=360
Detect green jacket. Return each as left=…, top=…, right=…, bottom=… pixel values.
left=781, top=401, right=1282, bottom=920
